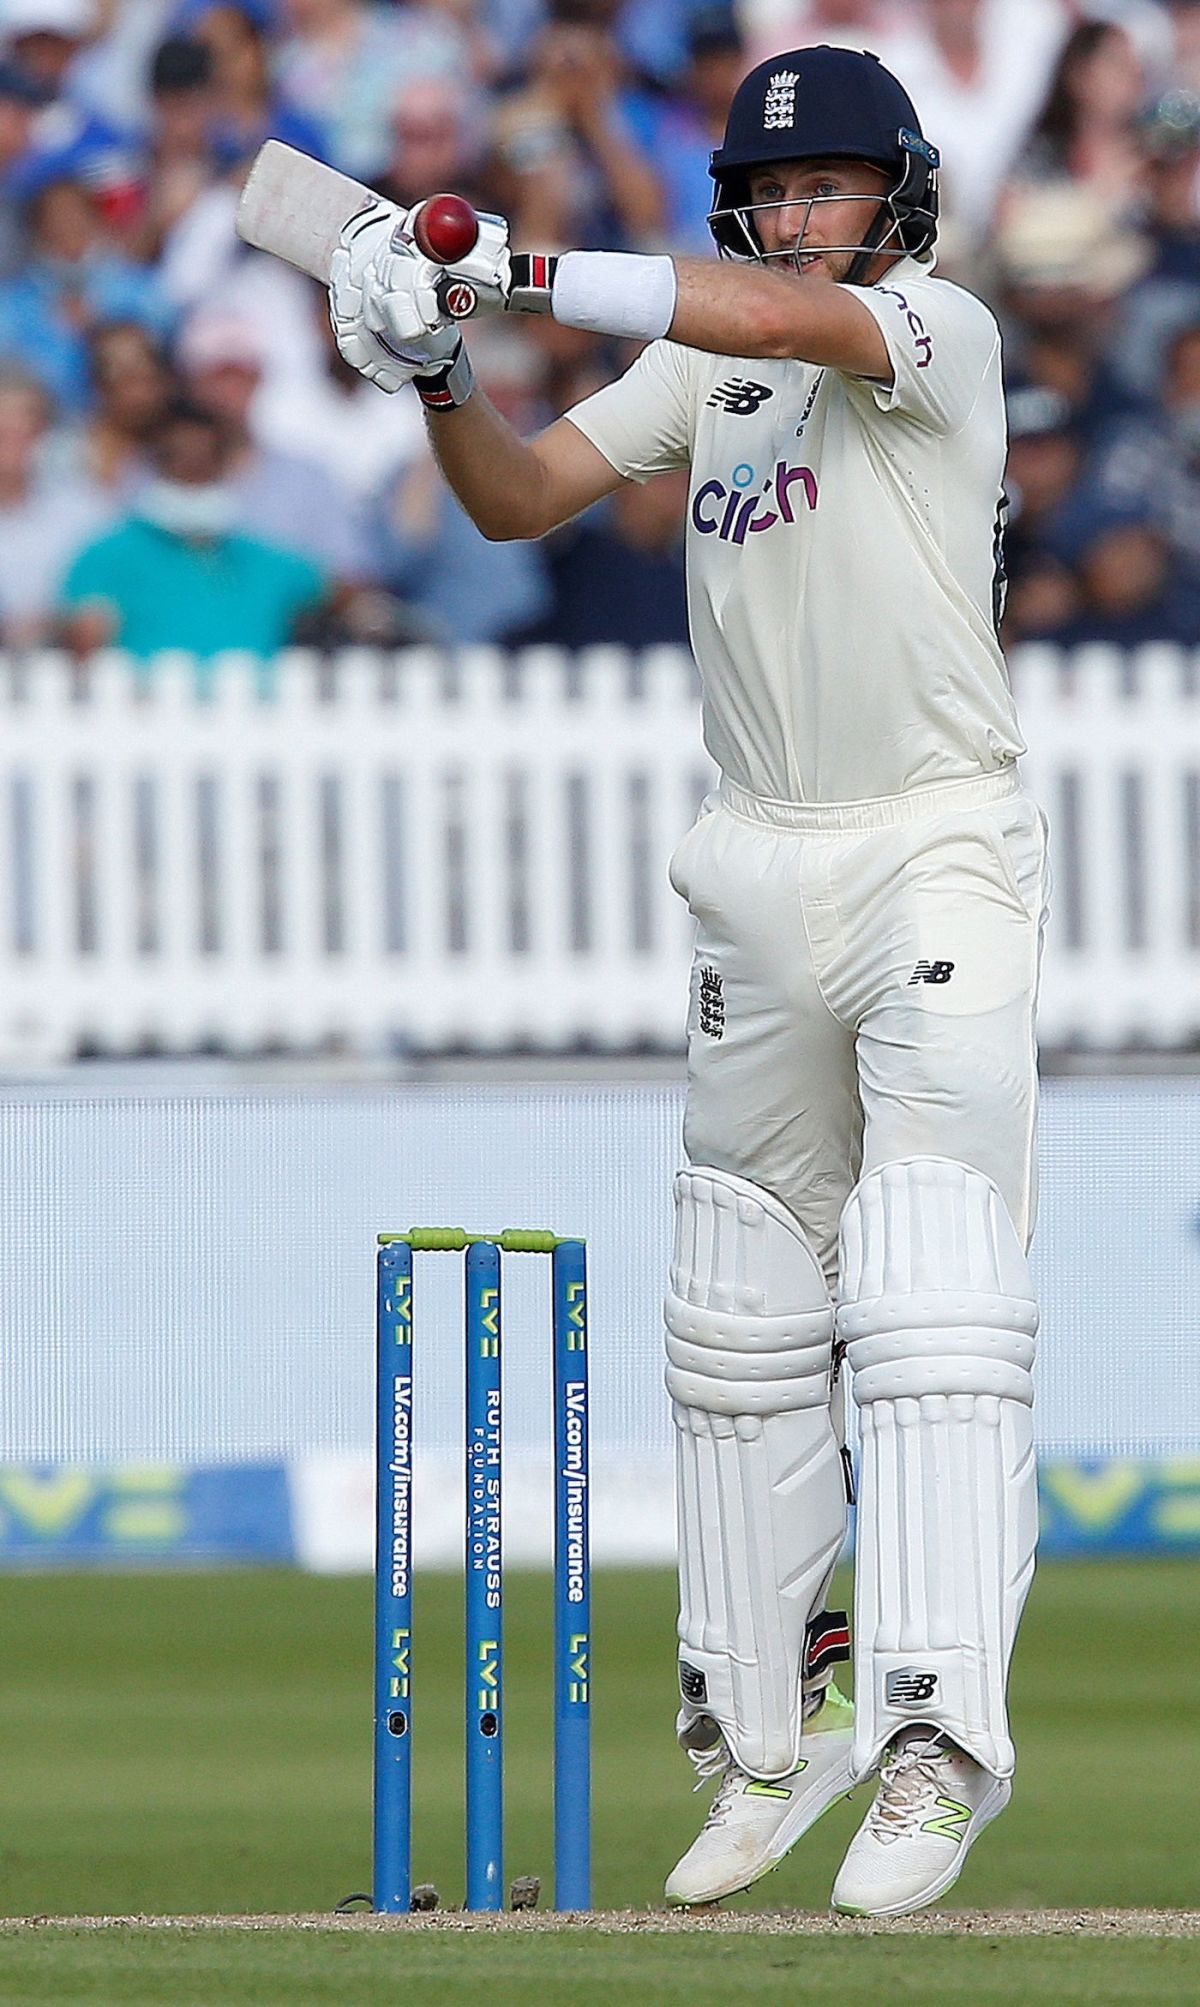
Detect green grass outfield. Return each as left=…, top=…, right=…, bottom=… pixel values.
left=0, top=1925, right=1198, bottom=2007
left=0, top=1559, right=1196, bottom=2003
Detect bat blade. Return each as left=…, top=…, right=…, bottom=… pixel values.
left=235, top=141, right=383, bottom=280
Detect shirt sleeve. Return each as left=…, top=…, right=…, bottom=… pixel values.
left=840, top=274, right=1001, bottom=437
left=564, top=338, right=694, bottom=483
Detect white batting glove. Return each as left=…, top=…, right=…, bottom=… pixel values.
left=434, top=213, right=513, bottom=316
left=356, top=201, right=542, bottom=328
left=383, top=202, right=514, bottom=319
left=329, top=204, right=453, bottom=392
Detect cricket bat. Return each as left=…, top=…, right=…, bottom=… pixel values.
left=235, top=141, right=479, bottom=282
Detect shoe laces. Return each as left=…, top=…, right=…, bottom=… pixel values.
left=686, top=1734, right=731, bottom=1794
left=697, top=1760, right=747, bottom=1830
left=866, top=1731, right=953, bottom=1843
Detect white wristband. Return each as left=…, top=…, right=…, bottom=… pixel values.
left=551, top=251, right=677, bottom=342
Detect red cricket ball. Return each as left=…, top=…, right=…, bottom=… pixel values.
left=414, top=193, right=479, bottom=265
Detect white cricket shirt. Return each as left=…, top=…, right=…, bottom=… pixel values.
left=566, top=257, right=1021, bottom=804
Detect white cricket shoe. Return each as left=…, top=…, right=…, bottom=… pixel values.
left=830, top=1727, right=1011, bottom=1917
left=665, top=1686, right=855, bottom=1906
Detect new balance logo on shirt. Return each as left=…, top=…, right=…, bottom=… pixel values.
left=707, top=377, right=774, bottom=416
left=908, top=960, right=955, bottom=986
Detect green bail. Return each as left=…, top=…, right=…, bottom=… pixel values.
left=496, top=1229, right=562, bottom=1253
left=404, top=1227, right=472, bottom=1251
left=377, top=1228, right=572, bottom=1252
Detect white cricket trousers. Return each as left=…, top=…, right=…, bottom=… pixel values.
left=670, top=766, right=1050, bottom=1287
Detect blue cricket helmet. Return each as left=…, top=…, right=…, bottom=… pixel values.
left=708, top=46, right=939, bottom=270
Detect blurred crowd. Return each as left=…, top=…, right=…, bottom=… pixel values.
left=0, top=0, right=1198, bottom=658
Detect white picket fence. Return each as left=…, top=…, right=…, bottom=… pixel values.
left=1016, top=643, right=1200, bottom=1047
left=0, top=642, right=1197, bottom=1060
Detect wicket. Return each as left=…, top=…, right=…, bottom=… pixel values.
left=374, top=1229, right=591, bottom=1914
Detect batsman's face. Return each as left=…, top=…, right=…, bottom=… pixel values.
left=745, top=158, right=892, bottom=281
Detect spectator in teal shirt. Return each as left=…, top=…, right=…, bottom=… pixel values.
left=60, top=400, right=327, bottom=665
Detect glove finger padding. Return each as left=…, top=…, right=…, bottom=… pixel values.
left=329, top=241, right=414, bottom=394
left=362, top=249, right=447, bottom=346
left=329, top=220, right=458, bottom=393
left=332, top=327, right=411, bottom=393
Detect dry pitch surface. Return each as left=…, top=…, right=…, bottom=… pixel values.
left=5, top=1909, right=1199, bottom=1936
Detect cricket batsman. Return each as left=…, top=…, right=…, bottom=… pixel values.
left=327, top=45, right=1050, bottom=1916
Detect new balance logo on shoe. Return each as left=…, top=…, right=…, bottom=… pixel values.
left=885, top=1668, right=939, bottom=1706
left=907, top=960, right=955, bottom=986
left=922, top=1796, right=971, bottom=1842
left=707, top=377, right=774, bottom=416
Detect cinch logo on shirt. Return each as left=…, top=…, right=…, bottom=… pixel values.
left=875, top=286, right=933, bottom=369
left=690, top=461, right=819, bottom=544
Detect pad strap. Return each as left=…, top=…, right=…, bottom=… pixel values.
left=804, top=1609, right=851, bottom=1684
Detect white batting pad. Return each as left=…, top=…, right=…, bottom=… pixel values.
left=838, top=1157, right=1039, bottom=1779
left=236, top=141, right=380, bottom=280
left=666, top=1167, right=847, bottom=1777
